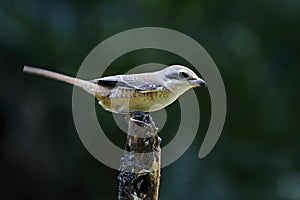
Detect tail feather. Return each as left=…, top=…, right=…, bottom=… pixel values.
left=23, top=66, right=104, bottom=96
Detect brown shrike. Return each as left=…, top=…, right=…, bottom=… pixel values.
left=23, top=65, right=206, bottom=113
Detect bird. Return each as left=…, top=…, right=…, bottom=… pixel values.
left=23, top=65, right=206, bottom=114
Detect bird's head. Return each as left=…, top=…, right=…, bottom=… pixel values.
left=161, top=65, right=206, bottom=96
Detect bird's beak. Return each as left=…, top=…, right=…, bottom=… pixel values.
left=188, top=78, right=207, bottom=87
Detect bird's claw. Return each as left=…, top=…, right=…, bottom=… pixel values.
left=131, top=111, right=152, bottom=123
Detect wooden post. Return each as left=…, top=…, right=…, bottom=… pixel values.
left=118, top=114, right=161, bottom=200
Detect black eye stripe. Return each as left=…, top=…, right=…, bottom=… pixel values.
left=165, top=71, right=190, bottom=80
left=179, top=72, right=189, bottom=78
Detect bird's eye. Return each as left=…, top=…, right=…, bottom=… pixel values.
left=179, top=71, right=189, bottom=78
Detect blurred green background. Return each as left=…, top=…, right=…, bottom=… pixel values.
left=1, top=0, right=300, bottom=199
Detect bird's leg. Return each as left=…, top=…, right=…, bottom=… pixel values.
left=121, top=110, right=148, bottom=120
left=122, top=110, right=156, bottom=129
left=131, top=111, right=149, bottom=121
left=127, top=111, right=152, bottom=127
left=143, top=113, right=153, bottom=123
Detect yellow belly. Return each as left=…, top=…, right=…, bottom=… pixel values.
left=95, top=88, right=176, bottom=113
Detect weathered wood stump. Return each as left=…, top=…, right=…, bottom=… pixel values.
left=118, top=114, right=161, bottom=200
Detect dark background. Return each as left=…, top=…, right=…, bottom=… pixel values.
left=1, top=0, right=300, bottom=199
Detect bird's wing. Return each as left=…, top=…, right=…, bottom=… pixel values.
left=90, top=75, right=163, bottom=91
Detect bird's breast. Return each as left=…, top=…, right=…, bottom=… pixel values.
left=95, top=87, right=176, bottom=113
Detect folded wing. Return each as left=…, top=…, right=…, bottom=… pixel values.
left=90, top=75, right=163, bottom=91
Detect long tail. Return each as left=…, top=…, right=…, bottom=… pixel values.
left=23, top=66, right=101, bottom=95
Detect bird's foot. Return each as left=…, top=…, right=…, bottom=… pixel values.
left=122, top=110, right=154, bottom=127
left=131, top=111, right=152, bottom=123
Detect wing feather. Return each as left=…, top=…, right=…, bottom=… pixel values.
left=90, top=75, right=162, bottom=91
